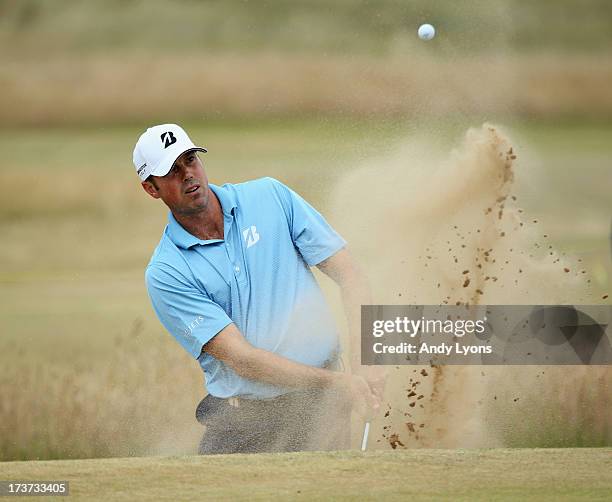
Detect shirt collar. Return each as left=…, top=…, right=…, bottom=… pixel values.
left=210, top=183, right=238, bottom=218
left=166, top=183, right=238, bottom=249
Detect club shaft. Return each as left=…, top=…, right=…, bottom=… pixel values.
left=361, top=421, right=370, bottom=451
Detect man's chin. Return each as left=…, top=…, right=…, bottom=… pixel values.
left=170, top=200, right=207, bottom=216
left=187, top=202, right=208, bottom=213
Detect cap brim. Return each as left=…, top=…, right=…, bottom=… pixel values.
left=150, top=146, right=208, bottom=177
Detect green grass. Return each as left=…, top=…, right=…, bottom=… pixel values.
left=2, top=449, right=611, bottom=500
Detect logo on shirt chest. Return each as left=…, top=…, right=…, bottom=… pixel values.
left=242, top=225, right=260, bottom=249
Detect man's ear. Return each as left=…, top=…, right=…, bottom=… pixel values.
left=141, top=179, right=161, bottom=199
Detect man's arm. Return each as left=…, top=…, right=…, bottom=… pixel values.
left=203, top=322, right=379, bottom=412
left=316, top=247, right=370, bottom=369
left=316, top=248, right=387, bottom=396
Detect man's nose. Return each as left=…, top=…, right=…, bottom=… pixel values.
left=181, top=164, right=196, bottom=181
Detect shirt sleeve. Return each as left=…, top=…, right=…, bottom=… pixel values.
left=145, top=263, right=233, bottom=359
left=268, top=177, right=346, bottom=266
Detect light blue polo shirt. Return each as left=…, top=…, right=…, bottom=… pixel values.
left=145, top=177, right=346, bottom=399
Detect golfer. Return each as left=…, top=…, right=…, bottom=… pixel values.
left=133, top=124, right=382, bottom=454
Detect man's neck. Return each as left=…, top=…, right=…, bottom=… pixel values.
left=173, top=188, right=224, bottom=241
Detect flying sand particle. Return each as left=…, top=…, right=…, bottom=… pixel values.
left=388, top=434, right=405, bottom=449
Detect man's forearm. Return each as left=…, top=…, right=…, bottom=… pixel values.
left=231, top=345, right=346, bottom=390
left=203, top=323, right=350, bottom=391
left=337, top=266, right=372, bottom=370
left=202, top=308, right=379, bottom=410
left=227, top=343, right=379, bottom=412
left=317, top=248, right=372, bottom=370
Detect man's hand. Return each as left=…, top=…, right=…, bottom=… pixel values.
left=335, top=373, right=381, bottom=417
left=358, top=365, right=388, bottom=402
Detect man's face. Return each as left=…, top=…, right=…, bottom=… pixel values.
left=141, top=150, right=210, bottom=216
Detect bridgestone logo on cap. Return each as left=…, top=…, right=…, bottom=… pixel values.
left=161, top=131, right=177, bottom=148
left=137, top=163, right=147, bottom=176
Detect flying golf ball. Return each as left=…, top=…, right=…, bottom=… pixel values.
left=418, top=23, right=435, bottom=41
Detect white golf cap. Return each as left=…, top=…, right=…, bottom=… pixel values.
left=132, top=124, right=207, bottom=181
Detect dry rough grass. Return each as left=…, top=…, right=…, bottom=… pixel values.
left=0, top=320, right=204, bottom=460
left=1, top=53, right=612, bottom=126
